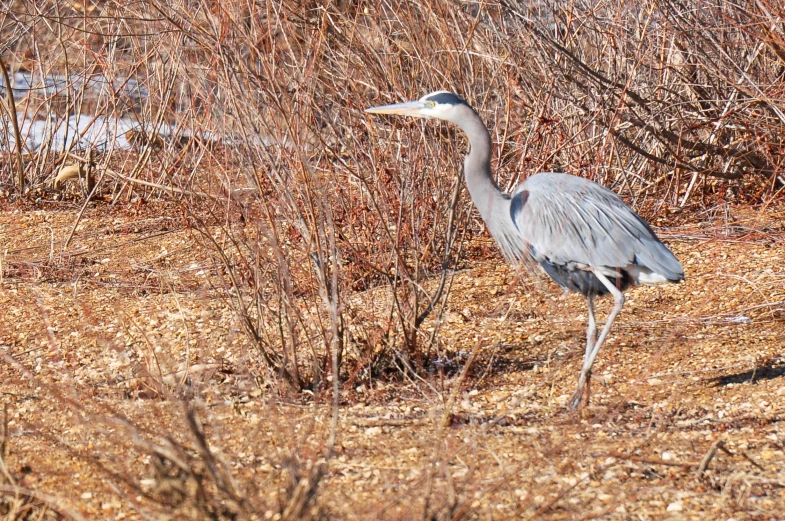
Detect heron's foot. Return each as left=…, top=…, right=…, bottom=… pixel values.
left=568, top=375, right=592, bottom=410
left=568, top=390, right=583, bottom=410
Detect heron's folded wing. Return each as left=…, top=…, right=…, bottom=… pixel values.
left=510, top=173, right=682, bottom=280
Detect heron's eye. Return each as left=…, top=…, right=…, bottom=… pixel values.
left=428, top=101, right=435, bottom=107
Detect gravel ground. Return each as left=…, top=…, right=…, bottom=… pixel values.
left=1, top=201, right=783, bottom=520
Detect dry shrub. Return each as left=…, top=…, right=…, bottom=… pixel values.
left=501, top=0, right=785, bottom=206
left=1, top=0, right=784, bottom=401
left=0, top=355, right=331, bottom=521
left=4, top=3, right=784, bottom=518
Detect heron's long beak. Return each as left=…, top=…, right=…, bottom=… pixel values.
left=365, top=100, right=427, bottom=117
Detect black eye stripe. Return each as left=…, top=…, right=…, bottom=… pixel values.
left=425, top=92, right=467, bottom=106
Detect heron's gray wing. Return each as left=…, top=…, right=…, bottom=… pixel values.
left=510, top=173, right=683, bottom=280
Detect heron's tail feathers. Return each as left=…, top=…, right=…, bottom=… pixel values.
left=633, top=239, right=684, bottom=284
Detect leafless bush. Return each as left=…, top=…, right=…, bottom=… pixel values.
left=3, top=4, right=783, bottom=519
left=134, top=0, right=486, bottom=386
left=501, top=0, right=785, bottom=206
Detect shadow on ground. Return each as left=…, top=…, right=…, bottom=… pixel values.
left=710, top=357, right=785, bottom=386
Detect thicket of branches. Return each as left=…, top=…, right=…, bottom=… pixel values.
left=1, top=1, right=784, bottom=518
left=1, top=0, right=784, bottom=388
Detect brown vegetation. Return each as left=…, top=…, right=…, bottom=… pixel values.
left=1, top=0, right=784, bottom=519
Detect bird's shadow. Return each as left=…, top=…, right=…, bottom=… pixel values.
left=709, top=358, right=785, bottom=387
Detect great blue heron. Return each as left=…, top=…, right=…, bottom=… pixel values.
left=366, top=91, right=684, bottom=409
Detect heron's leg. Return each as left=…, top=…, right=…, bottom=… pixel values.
left=571, top=295, right=597, bottom=410
left=583, top=295, right=597, bottom=366
left=585, top=272, right=625, bottom=371
left=569, top=273, right=625, bottom=409
left=582, top=296, right=598, bottom=408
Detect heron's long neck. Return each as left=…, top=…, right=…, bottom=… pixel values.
left=458, top=111, right=508, bottom=224
left=456, top=108, right=525, bottom=261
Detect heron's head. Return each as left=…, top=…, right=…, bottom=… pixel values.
left=365, top=91, right=470, bottom=124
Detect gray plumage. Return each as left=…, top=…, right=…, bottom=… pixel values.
left=509, top=173, right=684, bottom=292
left=366, top=91, right=684, bottom=409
